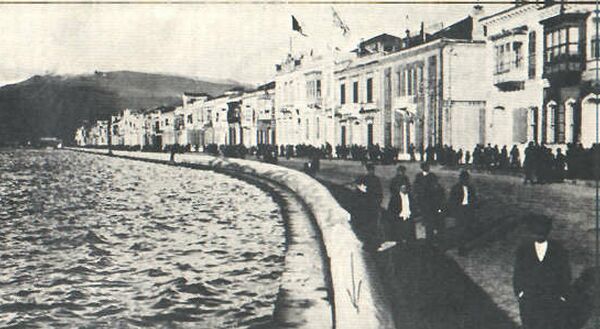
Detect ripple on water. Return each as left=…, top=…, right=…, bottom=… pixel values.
left=0, top=150, right=286, bottom=328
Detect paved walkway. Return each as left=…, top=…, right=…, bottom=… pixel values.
left=274, top=157, right=599, bottom=329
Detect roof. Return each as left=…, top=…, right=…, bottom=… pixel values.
left=183, top=91, right=211, bottom=97
left=429, top=16, right=473, bottom=41
left=360, top=33, right=402, bottom=47
left=256, top=81, right=275, bottom=91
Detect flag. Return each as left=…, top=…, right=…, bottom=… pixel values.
left=292, top=15, right=307, bottom=37
left=331, top=7, right=350, bottom=36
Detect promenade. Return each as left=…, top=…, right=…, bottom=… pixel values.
left=274, top=157, right=599, bottom=329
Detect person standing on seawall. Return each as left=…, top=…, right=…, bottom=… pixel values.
left=413, top=162, right=444, bottom=242
left=513, top=214, right=571, bottom=329
left=449, top=170, right=477, bottom=256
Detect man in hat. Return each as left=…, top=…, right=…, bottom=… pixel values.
left=353, top=162, right=384, bottom=247
left=449, top=169, right=477, bottom=256
left=513, top=214, right=571, bottom=329
left=413, top=162, right=444, bottom=241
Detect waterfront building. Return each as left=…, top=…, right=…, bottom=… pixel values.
left=240, top=81, right=276, bottom=146
left=203, top=90, right=242, bottom=146
left=180, top=92, right=211, bottom=150
left=74, top=126, right=88, bottom=146
left=118, top=108, right=145, bottom=147
left=482, top=1, right=597, bottom=148
left=88, top=120, right=109, bottom=146
left=274, top=52, right=337, bottom=148
left=332, top=9, right=488, bottom=155
left=158, top=106, right=177, bottom=148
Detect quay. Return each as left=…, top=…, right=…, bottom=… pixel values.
left=67, top=147, right=600, bottom=329
left=67, top=147, right=396, bottom=329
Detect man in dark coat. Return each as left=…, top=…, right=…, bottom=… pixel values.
left=389, top=165, right=410, bottom=196
left=449, top=170, right=477, bottom=256
left=513, top=214, right=571, bottom=329
left=352, top=163, right=384, bottom=247
left=385, top=183, right=417, bottom=247
left=413, top=162, right=444, bottom=242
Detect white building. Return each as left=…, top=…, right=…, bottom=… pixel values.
left=482, top=1, right=598, bottom=148
left=274, top=52, right=337, bottom=147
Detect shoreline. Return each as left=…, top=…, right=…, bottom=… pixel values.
left=65, top=147, right=395, bottom=329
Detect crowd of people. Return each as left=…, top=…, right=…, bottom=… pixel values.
left=351, top=162, right=572, bottom=329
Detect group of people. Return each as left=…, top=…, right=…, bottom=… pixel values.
left=352, top=162, right=478, bottom=256
left=351, top=162, right=572, bottom=329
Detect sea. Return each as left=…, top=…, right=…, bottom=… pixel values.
left=0, top=149, right=286, bottom=328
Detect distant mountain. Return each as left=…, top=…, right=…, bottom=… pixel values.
left=0, top=71, right=245, bottom=145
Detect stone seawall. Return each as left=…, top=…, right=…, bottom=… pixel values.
left=68, top=148, right=395, bottom=329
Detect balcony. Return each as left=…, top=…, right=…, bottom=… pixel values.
left=493, top=59, right=527, bottom=91
left=543, top=54, right=584, bottom=86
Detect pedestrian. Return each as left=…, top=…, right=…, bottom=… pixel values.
left=513, top=214, right=571, bottom=329
left=408, top=143, right=416, bottom=162
left=413, top=162, right=444, bottom=242
left=555, top=148, right=566, bottom=182
left=510, top=145, right=521, bottom=169
left=449, top=170, right=478, bottom=256
left=389, top=165, right=410, bottom=196
left=524, top=142, right=536, bottom=184
left=352, top=163, right=384, bottom=249
left=380, top=183, right=416, bottom=251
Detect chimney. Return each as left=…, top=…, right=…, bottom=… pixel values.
left=471, top=5, right=486, bottom=41
left=405, top=29, right=411, bottom=48
left=420, top=22, right=425, bottom=42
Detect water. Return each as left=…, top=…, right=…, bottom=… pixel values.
left=0, top=150, right=286, bottom=328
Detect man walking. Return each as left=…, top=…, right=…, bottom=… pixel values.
left=513, top=214, right=571, bottom=329
left=413, top=162, right=444, bottom=242
left=449, top=170, right=477, bottom=256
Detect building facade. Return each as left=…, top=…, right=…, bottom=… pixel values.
left=482, top=1, right=598, bottom=148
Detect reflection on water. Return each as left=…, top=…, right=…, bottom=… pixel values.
left=0, top=150, right=286, bottom=328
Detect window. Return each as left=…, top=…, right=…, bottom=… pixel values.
left=305, top=119, right=310, bottom=140
left=528, top=31, right=536, bottom=78
left=316, top=117, right=320, bottom=139
left=187, top=114, right=193, bottom=124
left=545, top=26, right=580, bottom=63
left=316, top=80, right=321, bottom=98
left=396, top=69, right=402, bottom=97
left=592, top=36, right=600, bottom=59
left=366, top=78, right=373, bottom=103
left=413, top=69, right=419, bottom=96
left=514, top=42, right=523, bottom=68
left=400, top=69, right=407, bottom=97
left=340, top=83, right=346, bottom=104
left=407, top=68, right=413, bottom=96
left=165, top=119, right=169, bottom=126
left=353, top=81, right=359, bottom=103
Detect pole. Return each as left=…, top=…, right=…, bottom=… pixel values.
left=107, top=115, right=113, bottom=155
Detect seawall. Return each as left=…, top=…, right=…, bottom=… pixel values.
left=67, top=148, right=395, bottom=329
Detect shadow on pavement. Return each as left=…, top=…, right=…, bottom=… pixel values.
left=321, top=180, right=519, bottom=329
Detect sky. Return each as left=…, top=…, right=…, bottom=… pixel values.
left=0, top=2, right=509, bottom=87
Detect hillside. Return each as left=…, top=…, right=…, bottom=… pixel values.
left=0, top=71, right=247, bottom=145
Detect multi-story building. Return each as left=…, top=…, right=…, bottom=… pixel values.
left=482, top=1, right=597, bottom=148
left=179, top=92, right=211, bottom=150
left=74, top=125, right=88, bottom=146
left=274, top=52, right=337, bottom=147
left=88, top=120, right=109, bottom=146
left=333, top=9, right=488, bottom=155
left=240, top=81, right=276, bottom=146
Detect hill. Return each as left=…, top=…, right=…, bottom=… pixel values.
left=0, top=71, right=247, bottom=145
